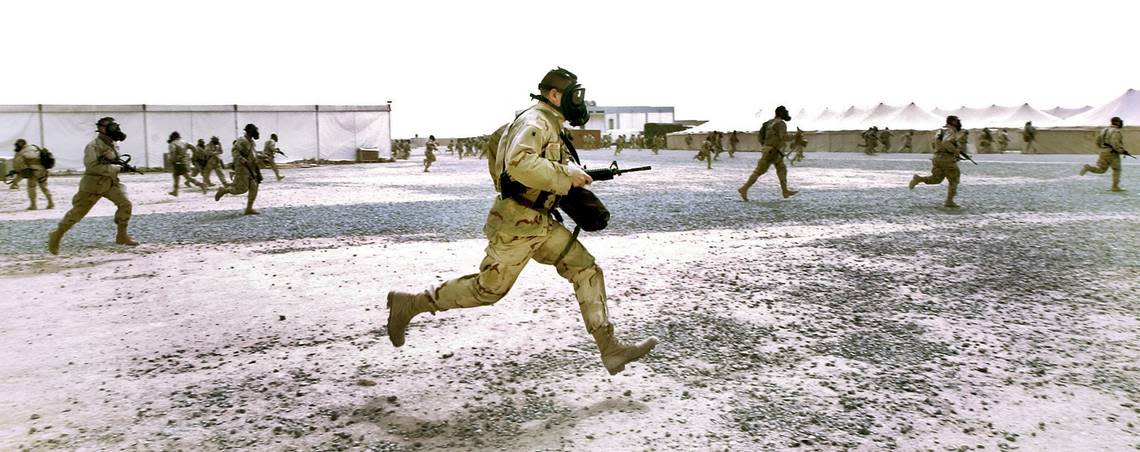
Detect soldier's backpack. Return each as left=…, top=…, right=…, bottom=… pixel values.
left=1096, top=128, right=1110, bottom=149
left=37, top=146, right=56, bottom=169
left=759, top=119, right=772, bottom=143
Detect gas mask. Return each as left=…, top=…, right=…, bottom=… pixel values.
left=560, top=83, right=589, bottom=127
left=244, top=125, right=260, bottom=140
left=776, top=106, right=791, bottom=122
left=105, top=121, right=127, bottom=141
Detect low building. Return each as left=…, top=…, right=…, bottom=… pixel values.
left=583, top=105, right=675, bottom=134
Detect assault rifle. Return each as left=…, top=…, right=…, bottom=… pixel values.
left=585, top=161, right=651, bottom=181
left=1105, top=143, right=1137, bottom=159
left=958, top=149, right=978, bottom=165
left=99, top=154, right=143, bottom=174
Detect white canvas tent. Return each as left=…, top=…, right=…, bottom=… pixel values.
left=1069, top=89, right=1140, bottom=126
left=1044, top=106, right=1093, bottom=120
left=859, top=103, right=902, bottom=127
left=884, top=103, right=942, bottom=130
left=0, top=104, right=391, bottom=171
left=993, top=103, right=1062, bottom=127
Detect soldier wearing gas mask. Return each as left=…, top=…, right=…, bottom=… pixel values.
left=909, top=115, right=967, bottom=208
left=166, top=131, right=209, bottom=196
left=48, top=117, right=136, bottom=255
left=385, top=67, right=658, bottom=375
left=214, top=123, right=262, bottom=215
left=203, top=136, right=229, bottom=187
left=12, top=138, right=54, bottom=210
left=738, top=105, right=799, bottom=201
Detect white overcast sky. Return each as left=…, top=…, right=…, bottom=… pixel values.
left=3, top=0, right=1138, bottom=137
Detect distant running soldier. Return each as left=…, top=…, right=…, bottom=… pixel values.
left=262, top=133, right=284, bottom=181
left=978, top=128, right=994, bottom=154
left=48, top=117, right=137, bottom=254
left=789, top=128, right=808, bottom=165
left=712, top=131, right=724, bottom=160
left=166, top=131, right=208, bottom=197
left=996, top=129, right=1010, bottom=153
left=384, top=67, right=657, bottom=375
left=424, top=135, right=438, bottom=172
left=728, top=131, right=740, bottom=157
left=738, top=106, right=798, bottom=201
left=214, top=123, right=262, bottom=215
left=878, top=128, right=892, bottom=153
left=696, top=136, right=714, bottom=169
left=11, top=139, right=54, bottom=210
left=684, top=134, right=693, bottom=149
left=899, top=130, right=914, bottom=153
left=1079, top=116, right=1128, bottom=192
left=189, top=138, right=209, bottom=181
left=1022, top=121, right=1038, bottom=154
left=203, top=136, right=229, bottom=186
left=859, top=127, right=879, bottom=154
left=614, top=135, right=624, bottom=155
left=909, top=115, right=967, bottom=208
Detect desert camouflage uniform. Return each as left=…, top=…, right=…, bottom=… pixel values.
left=1081, top=126, right=1126, bottom=191
left=14, top=143, right=53, bottom=210
left=738, top=118, right=797, bottom=200
left=911, top=126, right=967, bottom=207
left=168, top=139, right=207, bottom=196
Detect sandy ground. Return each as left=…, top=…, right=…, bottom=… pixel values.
left=1, top=149, right=1138, bottom=451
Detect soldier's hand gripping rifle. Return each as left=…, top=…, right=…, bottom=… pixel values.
left=584, top=161, right=651, bottom=181
left=99, top=153, right=144, bottom=174
left=1105, top=142, right=1137, bottom=159
left=957, top=149, right=978, bottom=165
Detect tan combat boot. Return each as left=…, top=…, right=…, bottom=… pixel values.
left=115, top=224, right=139, bottom=246
left=47, top=224, right=72, bottom=255
left=1079, top=165, right=1089, bottom=176
left=908, top=175, right=921, bottom=190
left=737, top=186, right=749, bottom=202
left=386, top=290, right=437, bottom=347
left=592, top=323, right=658, bottom=375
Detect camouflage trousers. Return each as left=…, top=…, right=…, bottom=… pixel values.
left=1084, top=151, right=1122, bottom=189
left=740, top=148, right=789, bottom=193
left=916, top=159, right=960, bottom=204
left=430, top=198, right=611, bottom=335
left=59, top=174, right=132, bottom=228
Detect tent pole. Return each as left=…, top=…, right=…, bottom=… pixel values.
left=142, top=104, right=150, bottom=168
left=233, top=104, right=239, bottom=142
left=314, top=105, right=321, bottom=165
left=37, top=104, right=45, bottom=148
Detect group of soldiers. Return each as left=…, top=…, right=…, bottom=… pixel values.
left=446, top=136, right=491, bottom=159
left=612, top=134, right=666, bottom=155
left=24, top=119, right=278, bottom=255
left=6, top=67, right=1130, bottom=380
left=165, top=129, right=285, bottom=197
left=858, top=127, right=919, bottom=154
left=691, top=131, right=740, bottom=167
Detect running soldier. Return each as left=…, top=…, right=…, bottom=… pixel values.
left=859, top=127, right=879, bottom=154
left=424, top=135, right=438, bottom=172
left=789, top=128, right=808, bottom=165
left=978, top=128, right=994, bottom=154
left=166, top=132, right=208, bottom=196
left=1022, top=121, right=1038, bottom=154
left=738, top=106, right=798, bottom=201
left=696, top=136, right=714, bottom=169
left=996, top=129, right=1010, bottom=153
left=899, top=130, right=914, bottom=153
left=11, top=139, right=54, bottom=210
left=203, top=136, right=229, bottom=186
left=263, top=133, right=284, bottom=181
left=728, top=131, right=740, bottom=158
left=878, top=128, right=892, bottom=153
left=48, top=117, right=137, bottom=254
left=214, top=124, right=262, bottom=215
left=909, top=116, right=967, bottom=208
left=1080, top=116, right=1128, bottom=192
left=384, top=67, right=657, bottom=375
